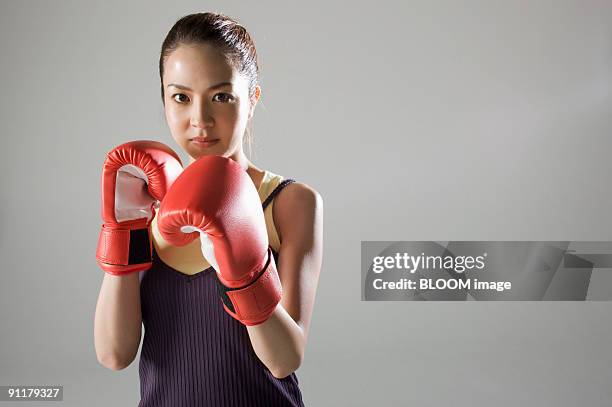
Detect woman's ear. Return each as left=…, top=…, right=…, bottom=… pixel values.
left=248, top=86, right=261, bottom=120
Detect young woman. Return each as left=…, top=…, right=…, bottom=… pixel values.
left=94, top=12, right=323, bottom=406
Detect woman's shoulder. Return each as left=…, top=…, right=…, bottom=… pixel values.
left=276, top=181, right=322, bottom=206
left=271, top=178, right=323, bottom=243
left=257, top=167, right=322, bottom=207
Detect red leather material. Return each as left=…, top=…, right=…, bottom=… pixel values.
left=158, top=156, right=282, bottom=325
left=97, top=225, right=131, bottom=267
left=100, top=141, right=183, bottom=225
left=224, top=248, right=282, bottom=326
left=96, top=141, right=183, bottom=274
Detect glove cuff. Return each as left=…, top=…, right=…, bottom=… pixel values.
left=96, top=224, right=152, bottom=275
left=216, top=247, right=282, bottom=326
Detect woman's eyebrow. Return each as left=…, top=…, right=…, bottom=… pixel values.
left=167, top=82, right=233, bottom=91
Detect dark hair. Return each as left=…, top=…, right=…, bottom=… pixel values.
left=159, top=12, right=259, bottom=102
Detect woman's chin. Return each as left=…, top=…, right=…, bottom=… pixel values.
left=187, top=146, right=223, bottom=160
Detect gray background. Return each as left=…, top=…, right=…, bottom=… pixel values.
left=1, top=0, right=611, bottom=406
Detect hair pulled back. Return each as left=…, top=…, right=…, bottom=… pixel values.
left=159, top=12, right=259, bottom=102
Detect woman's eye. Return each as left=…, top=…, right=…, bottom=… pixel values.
left=172, top=94, right=189, bottom=103
left=213, top=93, right=234, bottom=103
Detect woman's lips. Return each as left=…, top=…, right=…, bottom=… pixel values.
left=191, top=137, right=219, bottom=147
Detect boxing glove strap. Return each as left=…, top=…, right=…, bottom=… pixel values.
left=216, top=247, right=282, bottom=326
left=96, top=224, right=152, bottom=275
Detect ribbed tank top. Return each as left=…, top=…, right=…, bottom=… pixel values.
left=138, top=176, right=305, bottom=407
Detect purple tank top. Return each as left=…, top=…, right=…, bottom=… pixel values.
left=138, top=179, right=305, bottom=407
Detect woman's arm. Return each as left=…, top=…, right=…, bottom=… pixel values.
left=93, top=272, right=142, bottom=370
left=247, top=183, right=324, bottom=378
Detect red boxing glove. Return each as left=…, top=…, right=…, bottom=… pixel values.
left=157, top=156, right=282, bottom=326
left=96, top=140, right=183, bottom=275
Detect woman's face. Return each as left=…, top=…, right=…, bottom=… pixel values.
left=162, top=43, right=257, bottom=161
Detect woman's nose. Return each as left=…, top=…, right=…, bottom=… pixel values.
left=190, top=103, right=213, bottom=128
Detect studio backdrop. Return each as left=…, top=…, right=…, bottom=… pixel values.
left=1, top=1, right=612, bottom=406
